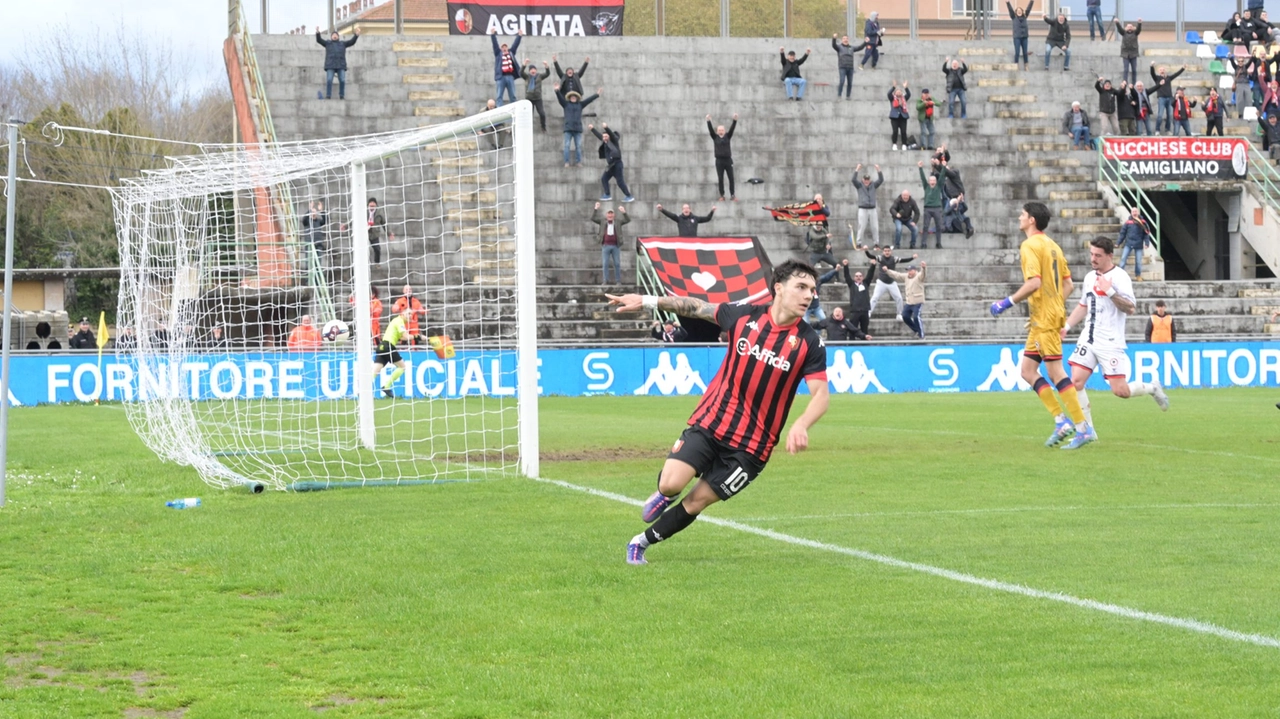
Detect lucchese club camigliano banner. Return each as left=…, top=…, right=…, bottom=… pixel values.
left=449, top=0, right=624, bottom=36
left=1100, top=137, right=1250, bottom=180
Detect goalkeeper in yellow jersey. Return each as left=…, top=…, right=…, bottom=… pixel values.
left=989, top=201, right=1094, bottom=449
left=374, top=306, right=412, bottom=398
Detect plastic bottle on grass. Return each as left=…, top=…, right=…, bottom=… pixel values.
left=166, top=498, right=202, bottom=509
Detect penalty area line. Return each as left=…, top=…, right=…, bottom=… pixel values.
left=534, top=476, right=1280, bottom=651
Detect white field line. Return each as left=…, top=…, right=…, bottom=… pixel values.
left=737, top=503, right=1280, bottom=522
left=534, top=476, right=1280, bottom=650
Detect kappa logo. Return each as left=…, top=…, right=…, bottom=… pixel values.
left=977, top=347, right=1032, bottom=391
left=634, top=352, right=708, bottom=396
left=735, top=337, right=792, bottom=371
left=827, top=350, right=888, bottom=394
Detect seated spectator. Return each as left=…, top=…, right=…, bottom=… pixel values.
left=46, top=338, right=62, bottom=350
left=25, top=340, right=40, bottom=350
left=779, top=47, right=811, bottom=101
left=287, top=315, right=322, bottom=351
left=815, top=306, right=871, bottom=341
left=1062, top=101, right=1093, bottom=149
left=69, top=317, right=96, bottom=350
left=889, top=190, right=921, bottom=249
left=656, top=203, right=716, bottom=237
left=1044, top=13, right=1072, bottom=72
left=944, top=193, right=975, bottom=238
left=1224, top=12, right=1246, bottom=45
left=1095, top=77, right=1120, bottom=136
left=651, top=320, right=688, bottom=343
left=1146, top=300, right=1177, bottom=343
left=1171, top=87, right=1197, bottom=137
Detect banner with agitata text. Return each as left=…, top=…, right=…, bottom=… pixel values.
left=1100, top=137, right=1250, bottom=181
left=449, top=0, right=624, bottom=36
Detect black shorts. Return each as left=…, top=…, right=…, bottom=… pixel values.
left=375, top=340, right=401, bottom=366
left=668, top=426, right=767, bottom=501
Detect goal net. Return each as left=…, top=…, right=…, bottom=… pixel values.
left=114, top=102, right=539, bottom=491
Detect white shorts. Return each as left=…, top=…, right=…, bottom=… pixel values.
left=1069, top=342, right=1131, bottom=379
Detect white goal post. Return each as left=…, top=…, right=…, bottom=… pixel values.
left=114, top=102, right=539, bottom=491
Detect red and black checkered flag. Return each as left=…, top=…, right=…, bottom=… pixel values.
left=637, top=236, right=775, bottom=305
left=764, top=200, right=829, bottom=226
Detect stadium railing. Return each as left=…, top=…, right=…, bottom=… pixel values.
left=1096, top=140, right=1162, bottom=255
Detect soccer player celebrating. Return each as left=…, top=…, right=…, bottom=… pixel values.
left=990, top=201, right=1093, bottom=447
left=1061, top=237, right=1169, bottom=443
left=373, top=306, right=413, bottom=398
left=607, top=261, right=830, bottom=565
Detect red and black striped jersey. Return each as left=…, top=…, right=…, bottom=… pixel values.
left=688, top=302, right=828, bottom=462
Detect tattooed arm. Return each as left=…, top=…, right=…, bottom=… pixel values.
left=606, top=293, right=719, bottom=322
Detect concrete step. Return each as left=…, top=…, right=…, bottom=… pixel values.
left=414, top=106, right=466, bottom=117
left=403, top=74, right=454, bottom=84
left=392, top=41, right=443, bottom=52
left=409, top=90, right=461, bottom=101
left=399, top=57, right=449, bottom=68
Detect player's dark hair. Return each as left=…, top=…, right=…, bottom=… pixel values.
left=1090, top=236, right=1115, bottom=255
left=1023, top=202, right=1051, bottom=232
left=772, top=259, right=818, bottom=289
left=1155, top=299, right=1166, bottom=308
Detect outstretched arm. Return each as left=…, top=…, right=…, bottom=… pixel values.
left=607, top=293, right=719, bottom=322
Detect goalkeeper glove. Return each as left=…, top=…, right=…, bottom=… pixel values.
left=989, top=297, right=1014, bottom=317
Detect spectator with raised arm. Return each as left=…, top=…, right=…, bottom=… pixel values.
left=315, top=26, right=360, bottom=100
left=1261, top=113, right=1280, bottom=157
left=1095, top=77, right=1120, bottom=136
left=1008, top=0, right=1034, bottom=71
left=590, top=123, right=634, bottom=203
left=656, top=203, right=716, bottom=237
left=555, top=84, right=599, bottom=167
left=1114, top=80, right=1138, bottom=135
left=520, top=59, right=549, bottom=131
left=591, top=202, right=630, bottom=286
left=839, top=258, right=876, bottom=339
left=707, top=113, right=738, bottom=200
left=889, top=190, right=921, bottom=249
left=865, top=244, right=917, bottom=319
left=918, top=161, right=945, bottom=249
left=1044, top=13, right=1072, bottom=72
left=831, top=34, right=868, bottom=99
left=853, top=164, right=885, bottom=248
left=815, top=306, right=870, bottom=341
left=1171, top=87, right=1197, bottom=137
left=780, top=47, right=811, bottom=101
left=888, top=81, right=912, bottom=150
left=885, top=262, right=927, bottom=339
left=1204, top=88, right=1224, bottom=136
left=651, top=319, right=688, bottom=343
left=1116, top=18, right=1142, bottom=86
left=489, top=29, right=524, bottom=106
left=1133, top=81, right=1155, bottom=136
left=944, top=193, right=974, bottom=238
left=1063, top=101, right=1093, bottom=150
left=942, top=57, right=969, bottom=119
left=1150, top=63, right=1187, bottom=135
left=552, top=53, right=588, bottom=97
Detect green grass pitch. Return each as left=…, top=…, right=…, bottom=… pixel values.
left=2, top=388, right=1280, bottom=717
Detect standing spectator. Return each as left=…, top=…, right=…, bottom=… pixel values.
left=302, top=201, right=328, bottom=269
left=916, top=88, right=938, bottom=150
left=865, top=244, right=917, bottom=318
left=315, top=26, right=360, bottom=100
left=853, top=164, right=885, bottom=247
left=1115, top=19, right=1142, bottom=86
left=350, top=287, right=384, bottom=342
left=942, top=58, right=969, bottom=119
left=552, top=54, right=588, bottom=98
left=1133, top=81, right=1155, bottom=136
left=366, top=197, right=388, bottom=264
left=1171, top=88, right=1197, bottom=137
left=1260, top=113, right=1280, bottom=157
left=815, top=306, right=871, bottom=341
left=114, top=327, right=137, bottom=351
left=1203, top=88, right=1224, bottom=136
left=520, top=59, right=548, bottom=131
left=287, top=315, right=322, bottom=351
left=839, top=258, right=876, bottom=338
left=392, top=284, right=428, bottom=346
left=1228, top=54, right=1256, bottom=119
left=805, top=222, right=838, bottom=269
left=885, top=262, right=927, bottom=339
left=1044, top=13, right=1072, bottom=72
left=804, top=267, right=843, bottom=325
left=1146, top=300, right=1177, bottom=343
left=656, top=203, right=716, bottom=237
left=889, top=190, right=921, bottom=249
left=1117, top=207, right=1152, bottom=280
left=831, top=34, right=868, bottom=99
left=1062, top=101, right=1094, bottom=150
left=651, top=320, right=688, bottom=343
left=591, top=202, right=631, bottom=285
left=707, top=113, right=738, bottom=201
left=1086, top=0, right=1104, bottom=40
left=944, top=193, right=975, bottom=238
left=590, top=123, right=635, bottom=203
left=917, top=162, right=946, bottom=249
left=862, top=12, right=885, bottom=69
left=1008, top=0, right=1034, bottom=71
left=554, top=85, right=599, bottom=167
left=69, top=317, right=96, bottom=349
left=1114, top=80, right=1137, bottom=135
left=888, top=81, right=912, bottom=150
left=489, top=30, right=523, bottom=106
left=1150, top=63, right=1187, bottom=134
left=1095, top=77, right=1120, bottom=136
left=780, top=48, right=811, bottom=101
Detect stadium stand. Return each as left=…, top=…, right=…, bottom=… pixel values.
left=248, top=34, right=1280, bottom=342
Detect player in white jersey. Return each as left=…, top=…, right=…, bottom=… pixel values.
left=1060, top=237, right=1169, bottom=446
